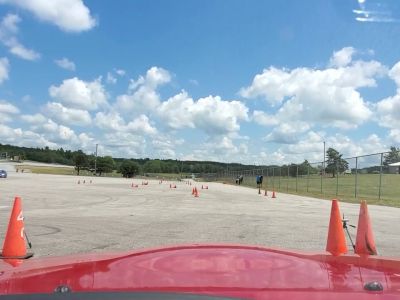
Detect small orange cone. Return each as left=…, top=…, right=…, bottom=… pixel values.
left=355, top=200, right=377, bottom=255
left=194, top=188, right=199, bottom=197
left=326, top=199, right=348, bottom=256
left=191, top=188, right=195, bottom=195
left=272, top=190, right=276, bottom=198
left=1, top=197, right=33, bottom=259
left=264, top=190, right=268, bottom=196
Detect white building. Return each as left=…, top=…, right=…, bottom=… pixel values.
left=388, top=162, right=400, bottom=174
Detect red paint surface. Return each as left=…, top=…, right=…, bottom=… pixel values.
left=0, top=244, right=399, bottom=299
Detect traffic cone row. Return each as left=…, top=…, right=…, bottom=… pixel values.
left=326, top=199, right=377, bottom=256
left=261, top=190, right=276, bottom=198
left=78, top=179, right=93, bottom=184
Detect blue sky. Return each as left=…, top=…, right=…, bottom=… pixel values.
left=0, top=0, right=399, bottom=165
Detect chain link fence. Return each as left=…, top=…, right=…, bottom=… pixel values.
left=213, top=152, right=400, bottom=206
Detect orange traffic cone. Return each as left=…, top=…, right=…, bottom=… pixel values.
left=0, top=197, right=33, bottom=259
left=264, top=190, right=268, bottom=196
left=326, top=199, right=348, bottom=256
left=355, top=200, right=377, bottom=255
left=194, top=188, right=199, bottom=197
left=192, top=188, right=195, bottom=195
left=272, top=190, right=276, bottom=198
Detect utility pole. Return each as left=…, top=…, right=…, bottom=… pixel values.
left=323, top=141, right=326, bottom=176
left=94, top=144, right=98, bottom=175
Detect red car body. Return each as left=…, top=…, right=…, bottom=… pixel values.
left=0, top=243, right=399, bottom=299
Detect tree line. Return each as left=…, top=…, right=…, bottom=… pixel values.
left=0, top=143, right=398, bottom=178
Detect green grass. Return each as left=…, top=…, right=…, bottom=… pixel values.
left=17, top=165, right=121, bottom=177
left=219, top=174, right=400, bottom=207
left=144, top=173, right=190, bottom=180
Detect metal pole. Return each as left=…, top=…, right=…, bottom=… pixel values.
left=323, top=141, right=326, bottom=176
left=307, top=164, right=310, bottom=192
left=279, top=167, right=281, bottom=189
left=94, top=143, right=98, bottom=175
left=296, top=165, right=298, bottom=192
left=272, top=167, right=275, bottom=189
left=336, top=161, right=339, bottom=196
left=287, top=166, right=289, bottom=192
left=355, top=157, right=358, bottom=199
left=379, top=153, right=383, bottom=200
left=320, top=163, right=323, bottom=194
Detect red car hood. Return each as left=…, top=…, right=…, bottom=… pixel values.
left=0, top=244, right=399, bottom=299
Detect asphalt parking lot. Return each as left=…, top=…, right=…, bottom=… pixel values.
left=0, top=165, right=399, bottom=258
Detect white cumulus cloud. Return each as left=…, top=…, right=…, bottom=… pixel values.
left=0, top=14, right=40, bottom=60
left=55, top=57, right=76, bottom=71
left=376, top=61, right=400, bottom=129
left=116, top=66, right=171, bottom=113
left=45, top=102, right=92, bottom=126
left=0, top=57, right=9, bottom=83
left=241, top=47, right=385, bottom=130
left=20, top=113, right=46, bottom=124
left=0, top=100, right=19, bottom=122
left=158, top=91, right=249, bottom=135
left=49, top=77, right=107, bottom=110
left=329, top=47, right=355, bottom=67
left=0, top=0, right=96, bottom=32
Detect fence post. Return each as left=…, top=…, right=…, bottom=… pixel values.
left=279, top=167, right=281, bottom=189
left=287, top=166, right=289, bottom=192
left=355, top=157, right=358, bottom=199
left=320, top=163, right=323, bottom=195
left=336, top=161, right=339, bottom=196
left=379, top=153, right=383, bottom=201
left=296, top=165, right=298, bottom=192
left=307, top=164, right=310, bottom=192
left=272, top=167, right=275, bottom=189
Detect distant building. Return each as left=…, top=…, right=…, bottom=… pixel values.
left=388, top=162, right=400, bottom=174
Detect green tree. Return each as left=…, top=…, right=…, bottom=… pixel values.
left=119, top=160, right=141, bottom=178
left=73, top=151, right=88, bottom=175
left=143, top=160, right=162, bottom=173
left=383, top=146, right=400, bottom=165
left=325, top=148, right=349, bottom=177
left=96, top=156, right=115, bottom=176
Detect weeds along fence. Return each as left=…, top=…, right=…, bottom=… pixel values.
left=213, top=152, right=400, bottom=206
